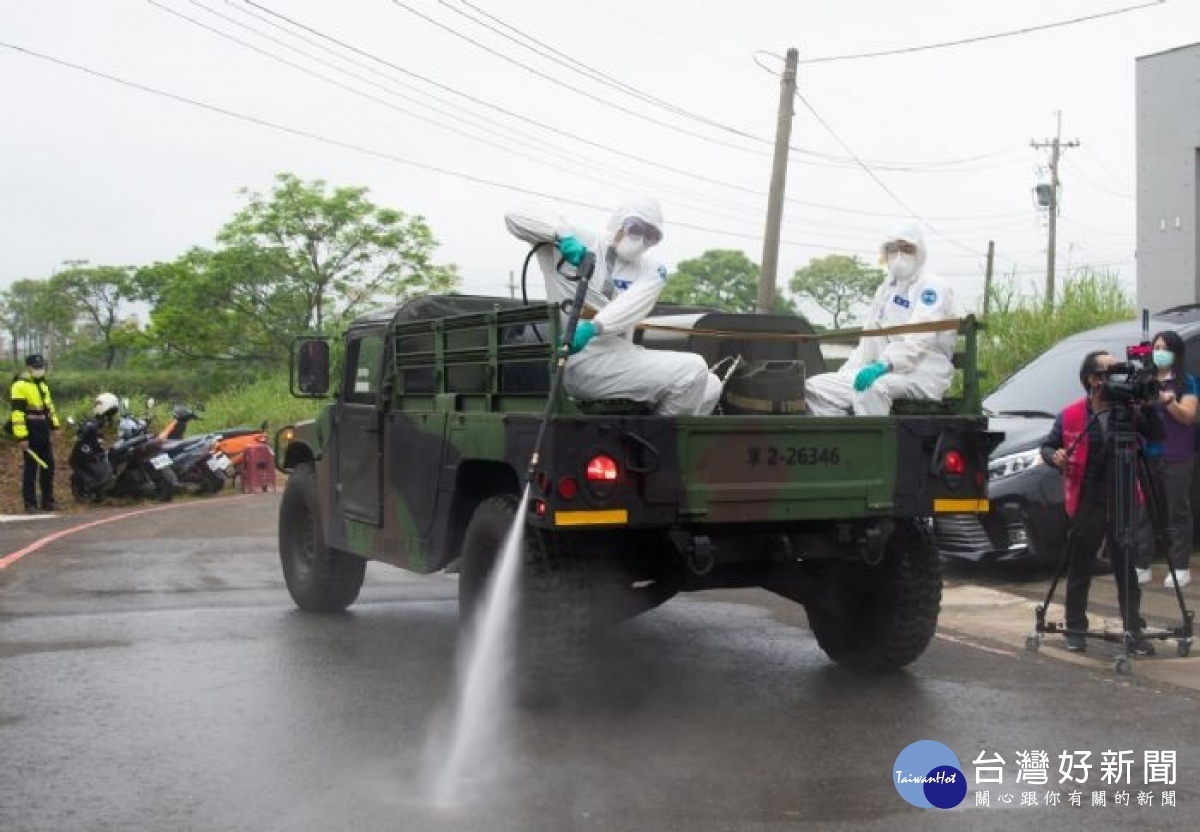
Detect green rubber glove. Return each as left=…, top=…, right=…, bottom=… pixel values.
left=556, top=235, right=588, bottom=267
left=853, top=361, right=889, bottom=392
left=568, top=321, right=597, bottom=354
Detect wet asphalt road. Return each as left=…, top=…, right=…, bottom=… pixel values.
left=3, top=494, right=1200, bottom=831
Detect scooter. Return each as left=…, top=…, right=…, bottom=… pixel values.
left=157, top=404, right=268, bottom=478
left=157, top=406, right=232, bottom=494
left=68, top=401, right=177, bottom=503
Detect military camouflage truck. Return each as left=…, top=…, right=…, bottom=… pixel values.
left=275, top=294, right=998, bottom=691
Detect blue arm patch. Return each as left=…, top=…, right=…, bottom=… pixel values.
left=656, top=265, right=668, bottom=281
left=920, top=288, right=939, bottom=306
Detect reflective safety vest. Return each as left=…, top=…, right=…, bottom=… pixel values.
left=10, top=373, right=60, bottom=440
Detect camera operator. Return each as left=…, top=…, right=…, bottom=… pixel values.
left=1142, top=330, right=1198, bottom=589
left=1040, top=349, right=1160, bottom=654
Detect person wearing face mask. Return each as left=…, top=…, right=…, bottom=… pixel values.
left=1040, top=350, right=1162, bottom=654
left=504, top=196, right=721, bottom=416
left=9, top=353, right=61, bottom=513
left=1138, top=330, right=1198, bottom=589
left=805, top=224, right=957, bottom=416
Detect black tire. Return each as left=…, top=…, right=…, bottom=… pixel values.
left=148, top=464, right=177, bottom=502
left=69, top=472, right=102, bottom=504
left=803, top=521, right=942, bottom=671
left=459, top=494, right=590, bottom=701
left=278, top=464, right=366, bottom=612
left=197, top=467, right=226, bottom=495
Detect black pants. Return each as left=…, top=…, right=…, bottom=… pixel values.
left=1148, top=456, right=1194, bottom=570
left=1065, top=486, right=1143, bottom=634
left=22, top=421, right=55, bottom=509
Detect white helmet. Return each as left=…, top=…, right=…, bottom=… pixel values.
left=93, top=392, right=119, bottom=419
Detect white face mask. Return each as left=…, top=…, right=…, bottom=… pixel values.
left=614, top=235, right=648, bottom=261
left=30, top=368, right=45, bottom=379
left=887, top=252, right=918, bottom=281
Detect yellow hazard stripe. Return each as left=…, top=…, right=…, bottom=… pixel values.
left=933, top=498, right=990, bottom=513
left=554, top=509, right=629, bottom=527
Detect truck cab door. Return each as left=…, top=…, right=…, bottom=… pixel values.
left=337, top=331, right=385, bottom=525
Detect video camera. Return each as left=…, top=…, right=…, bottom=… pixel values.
left=1100, top=341, right=1159, bottom=405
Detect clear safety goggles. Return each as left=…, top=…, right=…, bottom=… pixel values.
left=621, top=218, right=663, bottom=246
left=883, top=241, right=918, bottom=256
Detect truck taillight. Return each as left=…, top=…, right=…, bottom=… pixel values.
left=585, top=455, right=618, bottom=482
left=557, top=477, right=579, bottom=500
left=943, top=450, right=966, bottom=476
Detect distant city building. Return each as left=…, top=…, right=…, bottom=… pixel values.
left=1137, top=42, right=1200, bottom=312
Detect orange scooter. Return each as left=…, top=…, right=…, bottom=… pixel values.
left=158, top=405, right=269, bottom=481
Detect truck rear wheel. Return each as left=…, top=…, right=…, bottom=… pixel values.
left=804, top=521, right=941, bottom=671
left=279, top=464, right=366, bottom=612
left=459, top=494, right=589, bottom=702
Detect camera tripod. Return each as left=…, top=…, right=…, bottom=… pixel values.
left=1027, top=399, right=1194, bottom=673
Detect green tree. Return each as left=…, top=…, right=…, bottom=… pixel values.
left=0, top=279, right=68, bottom=364
left=216, top=172, right=459, bottom=331
left=50, top=262, right=140, bottom=370
left=135, top=245, right=307, bottom=365
left=789, top=255, right=885, bottom=328
left=661, top=249, right=794, bottom=313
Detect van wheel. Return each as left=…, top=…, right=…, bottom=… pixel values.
left=803, top=521, right=942, bottom=671
left=279, top=464, right=365, bottom=612
left=459, top=494, right=589, bottom=703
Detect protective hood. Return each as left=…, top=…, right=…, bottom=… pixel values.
left=605, top=195, right=664, bottom=244
left=880, top=223, right=927, bottom=276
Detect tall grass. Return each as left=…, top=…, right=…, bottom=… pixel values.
left=978, top=268, right=1134, bottom=395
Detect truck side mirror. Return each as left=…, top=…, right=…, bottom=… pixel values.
left=294, top=338, right=331, bottom=397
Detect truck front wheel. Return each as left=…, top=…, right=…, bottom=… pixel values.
left=279, top=464, right=366, bottom=612
left=803, top=521, right=941, bottom=671
left=459, top=494, right=589, bottom=701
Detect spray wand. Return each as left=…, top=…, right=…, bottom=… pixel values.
left=523, top=248, right=596, bottom=486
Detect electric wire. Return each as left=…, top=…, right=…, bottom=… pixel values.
left=152, top=0, right=789, bottom=228
left=798, top=0, right=1167, bottom=64
left=0, top=40, right=859, bottom=254
left=435, top=0, right=771, bottom=149
left=160, top=0, right=971, bottom=245
left=237, top=1, right=1036, bottom=223
left=387, top=0, right=771, bottom=156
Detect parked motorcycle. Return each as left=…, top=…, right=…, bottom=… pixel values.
left=156, top=406, right=232, bottom=494
left=158, top=404, right=268, bottom=478
left=68, top=395, right=177, bottom=504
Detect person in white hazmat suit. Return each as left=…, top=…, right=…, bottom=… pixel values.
left=805, top=225, right=957, bottom=416
left=505, top=197, right=722, bottom=416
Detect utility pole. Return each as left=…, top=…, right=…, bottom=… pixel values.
left=758, top=47, right=798, bottom=314
left=1031, top=111, right=1079, bottom=309
left=507, top=270, right=517, bottom=299
left=983, top=240, right=995, bottom=318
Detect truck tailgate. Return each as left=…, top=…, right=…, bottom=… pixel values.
left=674, top=417, right=897, bottom=522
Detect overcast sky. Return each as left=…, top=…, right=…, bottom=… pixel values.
left=1, top=0, right=1195, bottom=321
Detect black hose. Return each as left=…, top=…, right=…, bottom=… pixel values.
left=524, top=251, right=596, bottom=485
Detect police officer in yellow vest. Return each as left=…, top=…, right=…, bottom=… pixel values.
left=11, top=354, right=60, bottom=512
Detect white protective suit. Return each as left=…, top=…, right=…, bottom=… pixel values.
left=505, top=197, right=722, bottom=416
left=806, top=224, right=957, bottom=416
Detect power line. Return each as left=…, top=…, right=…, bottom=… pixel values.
left=436, top=0, right=771, bottom=149
left=386, top=0, right=769, bottom=157
left=0, top=40, right=855, bottom=255
left=791, top=88, right=986, bottom=261
left=160, top=2, right=944, bottom=243
left=237, top=2, right=1031, bottom=223
left=152, top=0, right=777, bottom=227
left=798, top=0, right=1167, bottom=65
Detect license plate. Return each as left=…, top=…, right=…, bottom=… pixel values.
left=207, top=453, right=232, bottom=474
left=150, top=453, right=172, bottom=470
